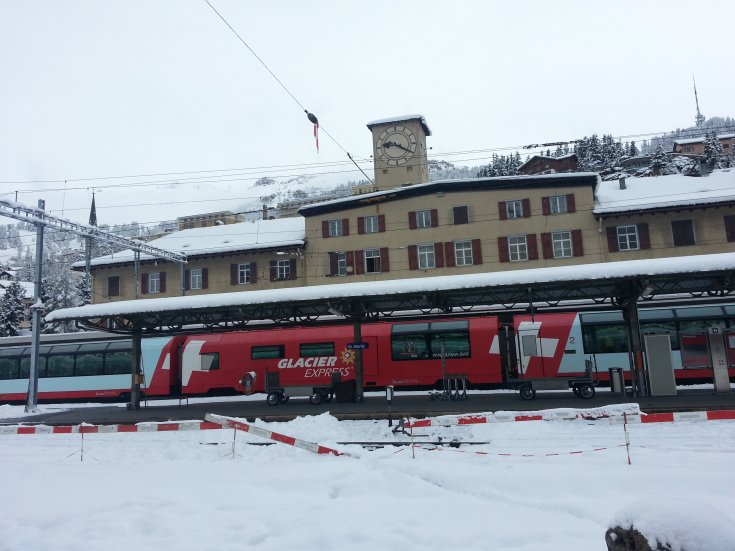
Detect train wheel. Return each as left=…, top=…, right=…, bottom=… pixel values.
left=572, top=385, right=581, bottom=396
left=323, top=393, right=333, bottom=403
left=266, top=392, right=281, bottom=406
left=279, top=394, right=290, bottom=404
left=309, top=392, right=323, bottom=405
left=578, top=384, right=595, bottom=399
left=519, top=385, right=536, bottom=400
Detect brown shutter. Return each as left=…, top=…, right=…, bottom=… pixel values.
left=160, top=272, right=167, bottom=293
left=202, top=268, right=209, bottom=289
left=230, top=264, right=238, bottom=285
left=357, top=217, right=365, bottom=234
left=250, top=262, right=258, bottom=284
left=269, top=260, right=277, bottom=281
left=638, top=223, right=651, bottom=250
left=345, top=251, right=354, bottom=275
left=566, top=193, right=576, bottom=213
left=380, top=247, right=390, bottom=272
left=322, top=220, right=329, bottom=238
left=354, top=250, right=365, bottom=275
left=184, top=270, right=190, bottom=290
left=378, top=214, right=386, bottom=232
left=342, top=218, right=349, bottom=236
left=471, top=239, right=483, bottom=265
left=141, top=272, right=149, bottom=294
left=522, top=198, right=531, bottom=218
left=527, top=234, right=538, bottom=260
left=329, top=252, right=338, bottom=276
left=725, top=215, right=735, bottom=242
left=408, top=211, right=417, bottom=229
left=434, top=242, right=444, bottom=268
left=606, top=226, right=619, bottom=252
left=408, top=245, right=418, bottom=270
left=542, top=196, right=550, bottom=216
left=498, top=237, right=509, bottom=262
left=541, top=232, right=553, bottom=259
left=444, top=242, right=455, bottom=267
left=498, top=202, right=507, bottom=221
left=290, top=259, right=297, bottom=280
left=572, top=229, right=584, bottom=257
left=430, top=209, right=438, bottom=228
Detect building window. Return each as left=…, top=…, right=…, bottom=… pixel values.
left=107, top=276, right=120, bottom=297
left=190, top=268, right=203, bottom=290
left=148, top=272, right=161, bottom=294
left=416, top=209, right=432, bottom=228
left=549, top=195, right=568, bottom=214
left=336, top=252, right=347, bottom=276
left=508, top=235, right=528, bottom=262
left=364, top=215, right=379, bottom=234
left=551, top=231, right=572, bottom=258
left=238, top=263, right=251, bottom=284
left=418, top=243, right=436, bottom=269
left=364, top=248, right=382, bottom=273
left=617, top=225, right=639, bottom=251
left=506, top=200, right=523, bottom=219
left=328, top=219, right=343, bottom=237
left=454, top=240, right=473, bottom=266
left=275, top=259, right=291, bottom=280
left=453, top=205, right=469, bottom=225
left=672, top=219, right=695, bottom=246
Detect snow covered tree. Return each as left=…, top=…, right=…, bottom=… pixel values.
left=0, top=280, right=26, bottom=337
left=628, top=141, right=639, bottom=157
left=647, top=144, right=675, bottom=176
left=703, top=130, right=724, bottom=171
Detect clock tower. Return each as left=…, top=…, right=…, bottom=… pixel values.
left=367, top=115, right=431, bottom=191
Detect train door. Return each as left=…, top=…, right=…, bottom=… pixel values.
left=726, top=330, right=735, bottom=368
left=513, top=313, right=583, bottom=379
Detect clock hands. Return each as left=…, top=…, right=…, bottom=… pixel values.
left=384, top=141, right=413, bottom=153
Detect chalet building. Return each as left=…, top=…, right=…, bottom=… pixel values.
left=672, top=133, right=735, bottom=156
left=518, top=154, right=578, bottom=176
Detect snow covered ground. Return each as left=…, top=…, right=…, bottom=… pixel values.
left=1, top=404, right=734, bottom=550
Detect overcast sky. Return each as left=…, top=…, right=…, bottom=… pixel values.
left=1, top=0, right=733, bottom=226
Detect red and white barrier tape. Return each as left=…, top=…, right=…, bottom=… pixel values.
left=205, top=413, right=346, bottom=457
left=0, top=420, right=220, bottom=435
left=608, top=410, right=735, bottom=424
left=410, top=443, right=628, bottom=458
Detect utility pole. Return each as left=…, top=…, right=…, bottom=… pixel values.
left=26, top=200, right=45, bottom=413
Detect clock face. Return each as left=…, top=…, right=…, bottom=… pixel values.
left=376, top=125, right=418, bottom=166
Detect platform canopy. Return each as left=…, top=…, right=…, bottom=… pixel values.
left=46, top=253, right=735, bottom=335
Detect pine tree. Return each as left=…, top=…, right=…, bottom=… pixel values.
left=703, top=130, right=724, bottom=171
left=648, top=144, right=674, bottom=176
left=629, top=141, right=639, bottom=157
left=0, top=281, right=26, bottom=337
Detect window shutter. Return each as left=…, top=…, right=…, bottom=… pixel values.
left=527, top=234, right=538, bottom=260
left=725, top=215, right=735, bottom=242
left=329, top=252, right=338, bottom=276
left=380, top=247, right=390, bottom=273
left=357, top=217, right=365, bottom=235
left=430, top=209, right=438, bottom=227
left=408, top=245, right=418, bottom=270
left=160, top=272, right=167, bottom=293
left=230, top=264, right=237, bottom=285
left=202, top=268, right=209, bottom=289
left=322, top=220, right=329, bottom=238
left=541, top=232, right=553, bottom=259
left=354, top=250, right=364, bottom=275
left=408, top=211, right=417, bottom=229
left=341, top=218, right=349, bottom=236
left=345, top=251, right=354, bottom=275
left=542, top=196, right=550, bottom=216
left=290, top=259, right=297, bottom=280
left=444, top=242, right=455, bottom=267
left=606, top=227, right=619, bottom=252
left=638, top=223, right=651, bottom=250
left=184, top=269, right=190, bottom=290
left=498, top=202, right=507, bottom=221
left=141, top=272, right=149, bottom=294
left=566, top=193, right=576, bottom=213
left=498, top=237, right=509, bottom=263
left=572, top=229, right=584, bottom=257
left=378, top=214, right=386, bottom=232
left=471, top=239, right=483, bottom=265
left=522, top=198, right=531, bottom=218
left=434, top=242, right=444, bottom=268
left=269, top=260, right=277, bottom=282
left=250, top=262, right=258, bottom=284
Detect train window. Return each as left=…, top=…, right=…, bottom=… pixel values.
left=430, top=332, right=470, bottom=359
left=392, top=334, right=429, bottom=360
left=431, top=320, right=469, bottom=333
left=300, top=342, right=334, bottom=357
left=392, top=323, right=430, bottom=335
left=579, top=312, right=624, bottom=324
left=251, top=345, right=285, bottom=360
left=76, top=353, right=105, bottom=376
left=78, top=342, right=110, bottom=353
left=521, top=335, right=537, bottom=356
left=200, top=352, right=219, bottom=371
left=47, top=354, right=75, bottom=377
left=106, top=342, right=132, bottom=352
left=0, top=351, right=20, bottom=379
left=640, top=321, right=679, bottom=350
left=49, top=344, right=81, bottom=355
left=676, top=306, right=724, bottom=319
left=19, top=356, right=46, bottom=378
left=638, top=309, right=674, bottom=321
left=679, top=319, right=726, bottom=334
left=582, top=324, right=628, bottom=354
left=105, top=351, right=131, bottom=375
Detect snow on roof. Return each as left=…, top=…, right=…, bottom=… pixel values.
left=77, top=218, right=305, bottom=268
left=674, top=133, right=735, bottom=145
left=366, top=114, right=432, bottom=136
left=594, top=168, right=735, bottom=214
left=47, top=251, right=735, bottom=322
